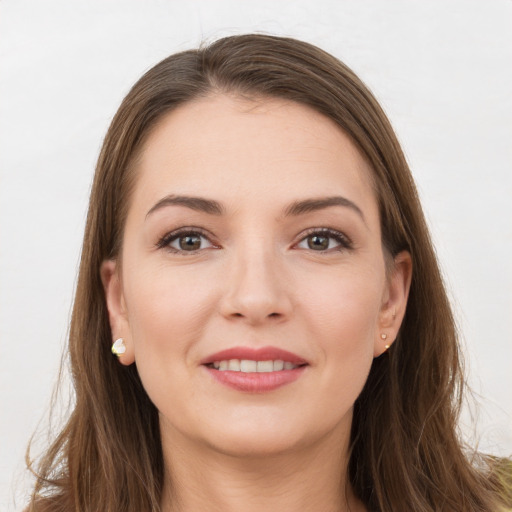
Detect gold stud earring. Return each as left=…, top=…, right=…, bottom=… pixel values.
left=381, top=333, right=390, bottom=350
left=111, top=338, right=126, bottom=356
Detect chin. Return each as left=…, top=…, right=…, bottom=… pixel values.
left=206, top=429, right=308, bottom=458
left=200, top=412, right=346, bottom=459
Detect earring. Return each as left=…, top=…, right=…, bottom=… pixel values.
left=111, top=338, right=126, bottom=356
left=381, top=333, right=390, bottom=350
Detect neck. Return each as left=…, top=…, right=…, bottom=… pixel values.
left=160, top=424, right=365, bottom=512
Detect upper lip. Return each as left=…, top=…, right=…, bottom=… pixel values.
left=200, top=346, right=308, bottom=365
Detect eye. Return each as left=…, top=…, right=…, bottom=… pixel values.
left=157, top=229, right=215, bottom=253
left=296, top=229, right=353, bottom=252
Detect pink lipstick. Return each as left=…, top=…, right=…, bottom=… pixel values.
left=201, top=346, right=308, bottom=392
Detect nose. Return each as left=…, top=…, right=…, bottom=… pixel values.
left=219, top=242, right=293, bottom=325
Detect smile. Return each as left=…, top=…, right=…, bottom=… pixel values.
left=210, top=359, right=301, bottom=372
left=201, top=346, right=308, bottom=392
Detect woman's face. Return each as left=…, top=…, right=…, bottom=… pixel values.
left=103, top=94, right=410, bottom=457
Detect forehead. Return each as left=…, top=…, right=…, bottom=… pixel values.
left=132, top=94, right=378, bottom=218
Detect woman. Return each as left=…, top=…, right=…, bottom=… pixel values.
left=26, top=34, right=511, bottom=511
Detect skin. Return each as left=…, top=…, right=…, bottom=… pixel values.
left=102, top=94, right=412, bottom=512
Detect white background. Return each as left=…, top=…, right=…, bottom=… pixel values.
left=1, top=1, right=511, bottom=510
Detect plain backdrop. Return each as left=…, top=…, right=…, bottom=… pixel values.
left=1, top=1, right=511, bottom=510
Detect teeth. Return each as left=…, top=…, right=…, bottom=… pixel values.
left=257, top=360, right=274, bottom=372
left=273, top=360, right=284, bottom=371
left=228, top=359, right=240, bottom=371
left=240, top=359, right=257, bottom=372
left=211, top=359, right=299, bottom=372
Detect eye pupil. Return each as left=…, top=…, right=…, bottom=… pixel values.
left=308, top=235, right=329, bottom=250
left=179, top=235, right=201, bottom=250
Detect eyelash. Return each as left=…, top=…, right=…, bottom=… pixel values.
left=156, top=227, right=215, bottom=254
left=298, top=227, right=353, bottom=252
left=155, top=227, right=353, bottom=254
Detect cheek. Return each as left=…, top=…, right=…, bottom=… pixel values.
left=300, top=263, right=383, bottom=332
left=297, top=263, right=384, bottom=372
left=124, top=263, right=217, bottom=353
left=122, top=264, right=220, bottom=411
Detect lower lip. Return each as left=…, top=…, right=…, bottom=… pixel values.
left=203, top=366, right=307, bottom=392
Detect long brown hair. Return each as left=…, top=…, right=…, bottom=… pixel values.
left=26, top=33, right=511, bottom=512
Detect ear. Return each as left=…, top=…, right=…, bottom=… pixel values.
left=100, top=259, right=135, bottom=365
left=374, top=251, right=412, bottom=357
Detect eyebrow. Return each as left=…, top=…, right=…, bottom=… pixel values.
left=146, top=195, right=224, bottom=218
left=283, top=196, right=365, bottom=222
left=146, top=194, right=365, bottom=223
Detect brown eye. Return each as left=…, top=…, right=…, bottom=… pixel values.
left=178, top=234, right=202, bottom=251
left=161, top=231, right=214, bottom=253
left=296, top=229, right=353, bottom=252
left=307, top=235, right=329, bottom=250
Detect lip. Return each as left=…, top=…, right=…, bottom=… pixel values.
left=200, top=346, right=308, bottom=365
left=200, top=346, right=308, bottom=393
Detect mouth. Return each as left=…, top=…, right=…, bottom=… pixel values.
left=201, top=346, right=308, bottom=392
left=205, top=359, right=305, bottom=372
